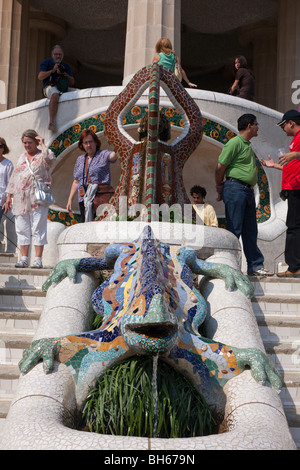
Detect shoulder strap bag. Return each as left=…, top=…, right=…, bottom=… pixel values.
left=26, top=156, right=56, bottom=206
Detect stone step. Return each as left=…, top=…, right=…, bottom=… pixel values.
left=256, top=315, right=300, bottom=342
left=0, top=309, right=42, bottom=331
left=264, top=340, right=300, bottom=370
left=0, top=253, right=18, bottom=264
left=290, top=428, right=300, bottom=450
left=0, top=394, right=13, bottom=419
left=0, top=286, right=46, bottom=311
left=252, top=295, right=300, bottom=318
left=280, top=371, right=300, bottom=411
left=0, top=327, right=34, bottom=399
left=251, top=280, right=300, bottom=449
left=279, top=374, right=300, bottom=405
left=0, top=363, right=20, bottom=380
left=0, top=363, right=21, bottom=400
left=0, top=263, right=48, bottom=430
left=0, top=266, right=51, bottom=290
left=0, top=329, right=35, bottom=350
left=282, top=406, right=300, bottom=449
left=0, top=309, right=42, bottom=320
left=0, top=327, right=35, bottom=371
left=249, top=276, right=300, bottom=296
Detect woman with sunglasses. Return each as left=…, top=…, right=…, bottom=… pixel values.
left=0, top=137, right=14, bottom=223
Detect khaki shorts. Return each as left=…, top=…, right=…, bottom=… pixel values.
left=43, top=85, right=76, bottom=99
left=43, top=85, right=62, bottom=98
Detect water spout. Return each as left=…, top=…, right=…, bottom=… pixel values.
left=152, top=354, right=159, bottom=437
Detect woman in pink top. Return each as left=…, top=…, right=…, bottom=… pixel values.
left=3, top=130, right=55, bottom=268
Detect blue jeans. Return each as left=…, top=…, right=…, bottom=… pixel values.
left=222, top=179, right=264, bottom=273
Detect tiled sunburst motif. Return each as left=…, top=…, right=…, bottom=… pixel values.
left=48, top=84, right=270, bottom=225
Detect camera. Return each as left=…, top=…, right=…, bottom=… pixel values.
left=57, top=63, right=66, bottom=74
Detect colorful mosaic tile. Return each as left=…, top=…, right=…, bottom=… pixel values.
left=47, top=208, right=81, bottom=225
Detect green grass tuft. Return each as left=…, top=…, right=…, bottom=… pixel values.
left=82, top=356, right=216, bottom=438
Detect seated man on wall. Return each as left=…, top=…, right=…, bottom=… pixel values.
left=38, top=45, right=75, bottom=132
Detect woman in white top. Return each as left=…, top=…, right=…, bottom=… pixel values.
left=3, top=130, right=55, bottom=268
left=0, top=137, right=14, bottom=223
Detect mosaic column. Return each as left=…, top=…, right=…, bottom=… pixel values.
left=145, top=63, right=160, bottom=221
left=123, top=0, right=181, bottom=84
left=276, top=0, right=300, bottom=111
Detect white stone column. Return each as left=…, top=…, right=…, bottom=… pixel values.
left=25, top=12, right=67, bottom=103
left=239, top=21, right=277, bottom=109
left=123, top=0, right=181, bottom=84
left=0, top=0, right=23, bottom=111
left=276, top=0, right=300, bottom=111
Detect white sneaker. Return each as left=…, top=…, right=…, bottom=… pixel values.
left=249, top=268, right=274, bottom=277
left=15, top=259, right=29, bottom=268
left=32, top=258, right=43, bottom=269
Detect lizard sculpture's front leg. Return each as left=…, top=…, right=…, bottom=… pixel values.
left=169, top=247, right=282, bottom=393
left=177, top=247, right=254, bottom=297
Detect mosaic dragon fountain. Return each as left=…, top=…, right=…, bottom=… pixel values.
left=19, top=63, right=282, bottom=412
left=19, top=225, right=282, bottom=408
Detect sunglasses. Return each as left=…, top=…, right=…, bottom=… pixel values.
left=0, top=145, right=4, bottom=149
left=280, top=121, right=289, bottom=130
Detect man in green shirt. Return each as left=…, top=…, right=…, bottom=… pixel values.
left=215, top=113, right=272, bottom=276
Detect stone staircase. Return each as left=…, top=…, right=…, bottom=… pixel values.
left=0, top=252, right=50, bottom=430
left=0, top=253, right=299, bottom=449
left=251, top=276, right=300, bottom=449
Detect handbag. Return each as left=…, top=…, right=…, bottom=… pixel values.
left=26, top=156, right=56, bottom=206
left=92, top=183, right=115, bottom=212
left=84, top=158, right=114, bottom=215
left=33, top=179, right=56, bottom=206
